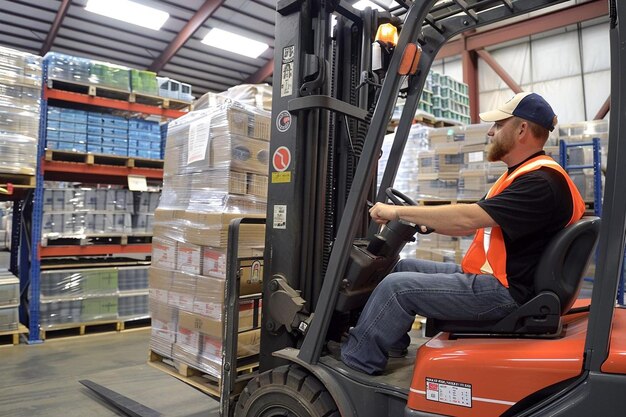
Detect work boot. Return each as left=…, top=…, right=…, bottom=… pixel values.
left=387, top=347, right=408, bottom=358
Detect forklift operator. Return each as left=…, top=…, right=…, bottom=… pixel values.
left=340, top=92, right=587, bottom=375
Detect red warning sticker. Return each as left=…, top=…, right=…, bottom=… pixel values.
left=272, top=146, right=291, bottom=172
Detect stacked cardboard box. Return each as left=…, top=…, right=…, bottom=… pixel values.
left=150, top=101, right=269, bottom=378
left=457, top=124, right=507, bottom=200
left=0, top=46, right=41, bottom=176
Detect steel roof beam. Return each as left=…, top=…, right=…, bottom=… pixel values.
left=594, top=95, right=610, bottom=120
left=40, top=0, right=71, bottom=55
left=475, top=48, right=522, bottom=94
left=245, top=57, right=274, bottom=84
left=149, top=0, right=225, bottom=73
left=437, top=0, right=609, bottom=59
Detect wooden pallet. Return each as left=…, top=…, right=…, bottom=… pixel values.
left=0, top=172, right=36, bottom=187
left=414, top=112, right=437, bottom=126
left=0, top=324, right=29, bottom=346
left=148, top=350, right=258, bottom=398
left=44, top=149, right=164, bottom=169
left=39, top=317, right=150, bottom=340
left=47, top=78, right=192, bottom=110
left=47, top=78, right=132, bottom=102
left=41, top=233, right=153, bottom=247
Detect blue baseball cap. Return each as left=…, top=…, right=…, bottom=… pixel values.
left=480, top=92, right=558, bottom=131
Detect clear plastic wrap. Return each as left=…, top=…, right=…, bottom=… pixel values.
left=38, top=266, right=149, bottom=326
left=0, top=46, right=41, bottom=87
left=0, top=46, right=41, bottom=176
left=0, top=134, right=37, bottom=175
left=0, top=274, right=19, bottom=307
left=0, top=306, right=19, bottom=331
left=222, top=83, right=272, bottom=111
left=150, top=100, right=268, bottom=369
left=41, top=185, right=159, bottom=238
left=46, top=52, right=131, bottom=92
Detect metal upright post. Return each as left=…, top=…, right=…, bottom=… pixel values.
left=9, top=200, right=21, bottom=275
left=25, top=58, right=48, bottom=344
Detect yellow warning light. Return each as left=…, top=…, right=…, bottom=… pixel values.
left=375, top=23, right=398, bottom=46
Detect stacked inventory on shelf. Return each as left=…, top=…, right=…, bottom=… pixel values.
left=46, top=105, right=162, bottom=159
left=457, top=124, right=507, bottom=200
left=46, top=52, right=193, bottom=102
left=0, top=46, right=42, bottom=176
left=0, top=202, right=11, bottom=249
left=557, top=119, right=609, bottom=202
left=0, top=270, right=20, bottom=331
left=430, top=71, right=471, bottom=124
left=150, top=100, right=270, bottom=379
left=39, top=266, right=149, bottom=327
left=390, top=70, right=469, bottom=126
left=41, top=185, right=159, bottom=238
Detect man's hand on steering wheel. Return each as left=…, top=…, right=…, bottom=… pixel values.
left=369, top=188, right=434, bottom=234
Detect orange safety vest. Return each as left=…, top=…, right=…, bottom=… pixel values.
left=461, top=155, right=586, bottom=288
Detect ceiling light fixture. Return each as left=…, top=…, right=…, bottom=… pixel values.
left=85, top=0, right=169, bottom=31
left=352, top=0, right=385, bottom=11
left=202, top=28, right=269, bottom=59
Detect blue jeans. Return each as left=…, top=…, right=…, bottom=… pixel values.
left=341, top=258, right=519, bottom=374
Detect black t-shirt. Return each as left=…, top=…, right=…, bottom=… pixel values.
left=476, top=151, right=574, bottom=304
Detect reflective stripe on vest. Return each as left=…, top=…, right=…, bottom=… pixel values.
left=461, top=155, right=586, bottom=287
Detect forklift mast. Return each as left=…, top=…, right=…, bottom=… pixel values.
left=262, top=0, right=591, bottom=371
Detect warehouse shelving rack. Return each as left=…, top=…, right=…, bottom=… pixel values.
left=19, top=59, right=188, bottom=343
left=557, top=137, right=622, bottom=304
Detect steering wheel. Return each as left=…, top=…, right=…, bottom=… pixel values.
left=384, top=187, right=434, bottom=234
left=386, top=187, right=417, bottom=206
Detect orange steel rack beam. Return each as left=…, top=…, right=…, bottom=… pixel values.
left=39, top=244, right=153, bottom=258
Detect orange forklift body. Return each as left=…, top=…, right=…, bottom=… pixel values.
left=408, top=307, right=626, bottom=416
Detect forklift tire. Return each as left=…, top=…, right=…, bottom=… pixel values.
left=234, top=364, right=340, bottom=417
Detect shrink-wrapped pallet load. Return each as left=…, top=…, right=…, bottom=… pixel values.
left=150, top=100, right=269, bottom=379
left=0, top=46, right=41, bottom=176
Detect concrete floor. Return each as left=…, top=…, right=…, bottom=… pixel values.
left=0, top=250, right=220, bottom=417
left=0, top=328, right=221, bottom=417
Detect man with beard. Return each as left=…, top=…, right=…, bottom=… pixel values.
left=339, top=92, right=586, bottom=375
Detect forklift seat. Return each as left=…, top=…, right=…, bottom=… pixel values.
left=426, top=216, right=601, bottom=337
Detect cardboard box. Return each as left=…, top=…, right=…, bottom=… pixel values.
left=248, top=173, right=268, bottom=198
left=226, top=107, right=270, bottom=141
left=176, top=242, right=203, bottom=275
left=152, top=237, right=177, bottom=270
left=148, top=267, right=174, bottom=303
left=177, top=307, right=257, bottom=339
left=210, top=135, right=269, bottom=175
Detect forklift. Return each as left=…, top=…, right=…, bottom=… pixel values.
left=231, top=0, right=626, bottom=416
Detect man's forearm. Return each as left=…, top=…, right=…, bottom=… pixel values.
left=394, top=203, right=496, bottom=235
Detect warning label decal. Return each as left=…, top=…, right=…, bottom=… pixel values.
left=425, top=377, right=472, bottom=408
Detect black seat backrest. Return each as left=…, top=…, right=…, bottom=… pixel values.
left=534, top=216, right=601, bottom=314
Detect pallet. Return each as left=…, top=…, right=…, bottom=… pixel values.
left=434, top=117, right=464, bottom=128
left=41, top=233, right=153, bottom=247
left=47, top=78, right=192, bottom=110
left=414, top=111, right=437, bottom=125
left=44, top=149, right=164, bottom=169
left=148, top=350, right=258, bottom=398
left=39, top=317, right=150, bottom=340
left=41, top=259, right=151, bottom=270
left=0, top=324, right=29, bottom=346
left=0, top=172, right=36, bottom=187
